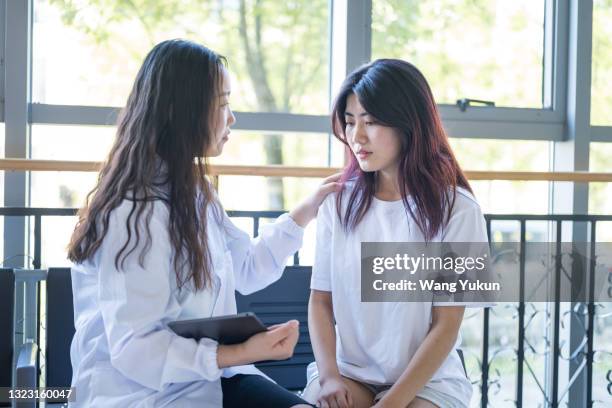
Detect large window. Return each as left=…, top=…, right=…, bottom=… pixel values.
left=372, top=0, right=546, bottom=108
left=450, top=139, right=550, bottom=214
left=591, top=0, right=612, bottom=125
left=589, top=143, right=612, bottom=242
left=33, top=0, right=330, bottom=114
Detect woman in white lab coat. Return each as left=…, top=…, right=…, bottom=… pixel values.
left=66, top=39, right=338, bottom=408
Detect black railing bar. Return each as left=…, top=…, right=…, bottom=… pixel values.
left=0, top=208, right=289, bottom=218
left=253, top=217, right=260, bottom=238
left=0, top=207, right=78, bottom=216
left=33, top=214, right=43, bottom=360
left=3, top=208, right=612, bottom=222
left=586, top=221, right=596, bottom=408
left=485, top=214, right=612, bottom=222
left=552, top=221, right=562, bottom=408
left=33, top=215, right=42, bottom=270
left=516, top=220, right=526, bottom=406
left=481, top=218, right=492, bottom=408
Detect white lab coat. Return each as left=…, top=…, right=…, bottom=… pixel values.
left=69, top=197, right=304, bottom=407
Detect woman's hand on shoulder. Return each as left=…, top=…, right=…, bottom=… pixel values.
left=289, top=173, right=342, bottom=227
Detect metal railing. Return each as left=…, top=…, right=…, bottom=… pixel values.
left=2, top=207, right=612, bottom=407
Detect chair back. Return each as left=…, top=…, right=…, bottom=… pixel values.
left=0, top=268, right=15, bottom=406
left=236, top=265, right=313, bottom=390
left=46, top=267, right=75, bottom=389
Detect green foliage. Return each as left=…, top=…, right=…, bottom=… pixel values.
left=49, top=0, right=328, bottom=113
left=591, top=0, right=612, bottom=124
left=47, top=0, right=329, bottom=209
left=372, top=0, right=543, bottom=108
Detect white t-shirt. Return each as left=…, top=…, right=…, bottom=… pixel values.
left=310, top=184, right=490, bottom=406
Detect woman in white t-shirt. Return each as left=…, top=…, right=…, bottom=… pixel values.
left=302, top=59, right=490, bottom=408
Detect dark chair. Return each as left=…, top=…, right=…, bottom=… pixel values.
left=236, top=265, right=313, bottom=390
left=44, top=267, right=75, bottom=406
left=11, top=264, right=312, bottom=405
left=0, top=269, right=15, bottom=408
left=46, top=267, right=75, bottom=391
left=42, top=265, right=312, bottom=391
left=13, top=267, right=74, bottom=408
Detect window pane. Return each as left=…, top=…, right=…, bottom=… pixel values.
left=33, top=0, right=329, bottom=114
left=372, top=0, right=545, bottom=108
left=449, top=139, right=550, bottom=213
left=591, top=0, right=612, bottom=125
left=30, top=169, right=93, bottom=266
left=450, top=139, right=550, bottom=171
left=589, top=143, right=612, bottom=241
left=31, top=125, right=116, bottom=161
left=210, top=132, right=334, bottom=167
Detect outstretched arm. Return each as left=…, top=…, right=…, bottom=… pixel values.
left=226, top=173, right=341, bottom=295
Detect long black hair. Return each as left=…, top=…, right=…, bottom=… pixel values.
left=332, top=59, right=472, bottom=240
left=68, top=39, right=226, bottom=290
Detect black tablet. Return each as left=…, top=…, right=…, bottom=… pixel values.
left=168, top=312, right=267, bottom=345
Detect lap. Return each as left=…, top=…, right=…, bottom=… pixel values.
left=221, top=374, right=313, bottom=408
left=302, top=376, right=446, bottom=408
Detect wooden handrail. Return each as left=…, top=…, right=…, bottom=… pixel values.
left=0, top=158, right=611, bottom=182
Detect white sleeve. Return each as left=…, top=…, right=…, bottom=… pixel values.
left=98, top=202, right=222, bottom=391
left=224, top=212, right=304, bottom=295
left=311, top=196, right=333, bottom=292
left=440, top=197, right=488, bottom=243
left=435, top=194, right=494, bottom=308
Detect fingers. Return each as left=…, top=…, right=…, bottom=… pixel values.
left=346, top=391, right=354, bottom=407
left=335, top=393, right=349, bottom=408
left=322, top=172, right=343, bottom=184
left=268, top=319, right=298, bottom=333
left=318, top=391, right=348, bottom=408
left=320, top=181, right=342, bottom=195
left=267, top=320, right=299, bottom=343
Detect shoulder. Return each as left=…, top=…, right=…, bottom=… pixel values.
left=450, top=187, right=483, bottom=216
left=441, top=186, right=487, bottom=241
left=319, top=179, right=358, bottom=219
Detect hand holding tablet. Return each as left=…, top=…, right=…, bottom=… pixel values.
left=168, top=312, right=268, bottom=344
left=240, top=319, right=300, bottom=361
left=169, top=312, right=300, bottom=364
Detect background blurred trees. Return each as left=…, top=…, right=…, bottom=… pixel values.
left=41, top=0, right=611, bottom=216
left=49, top=0, right=328, bottom=209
